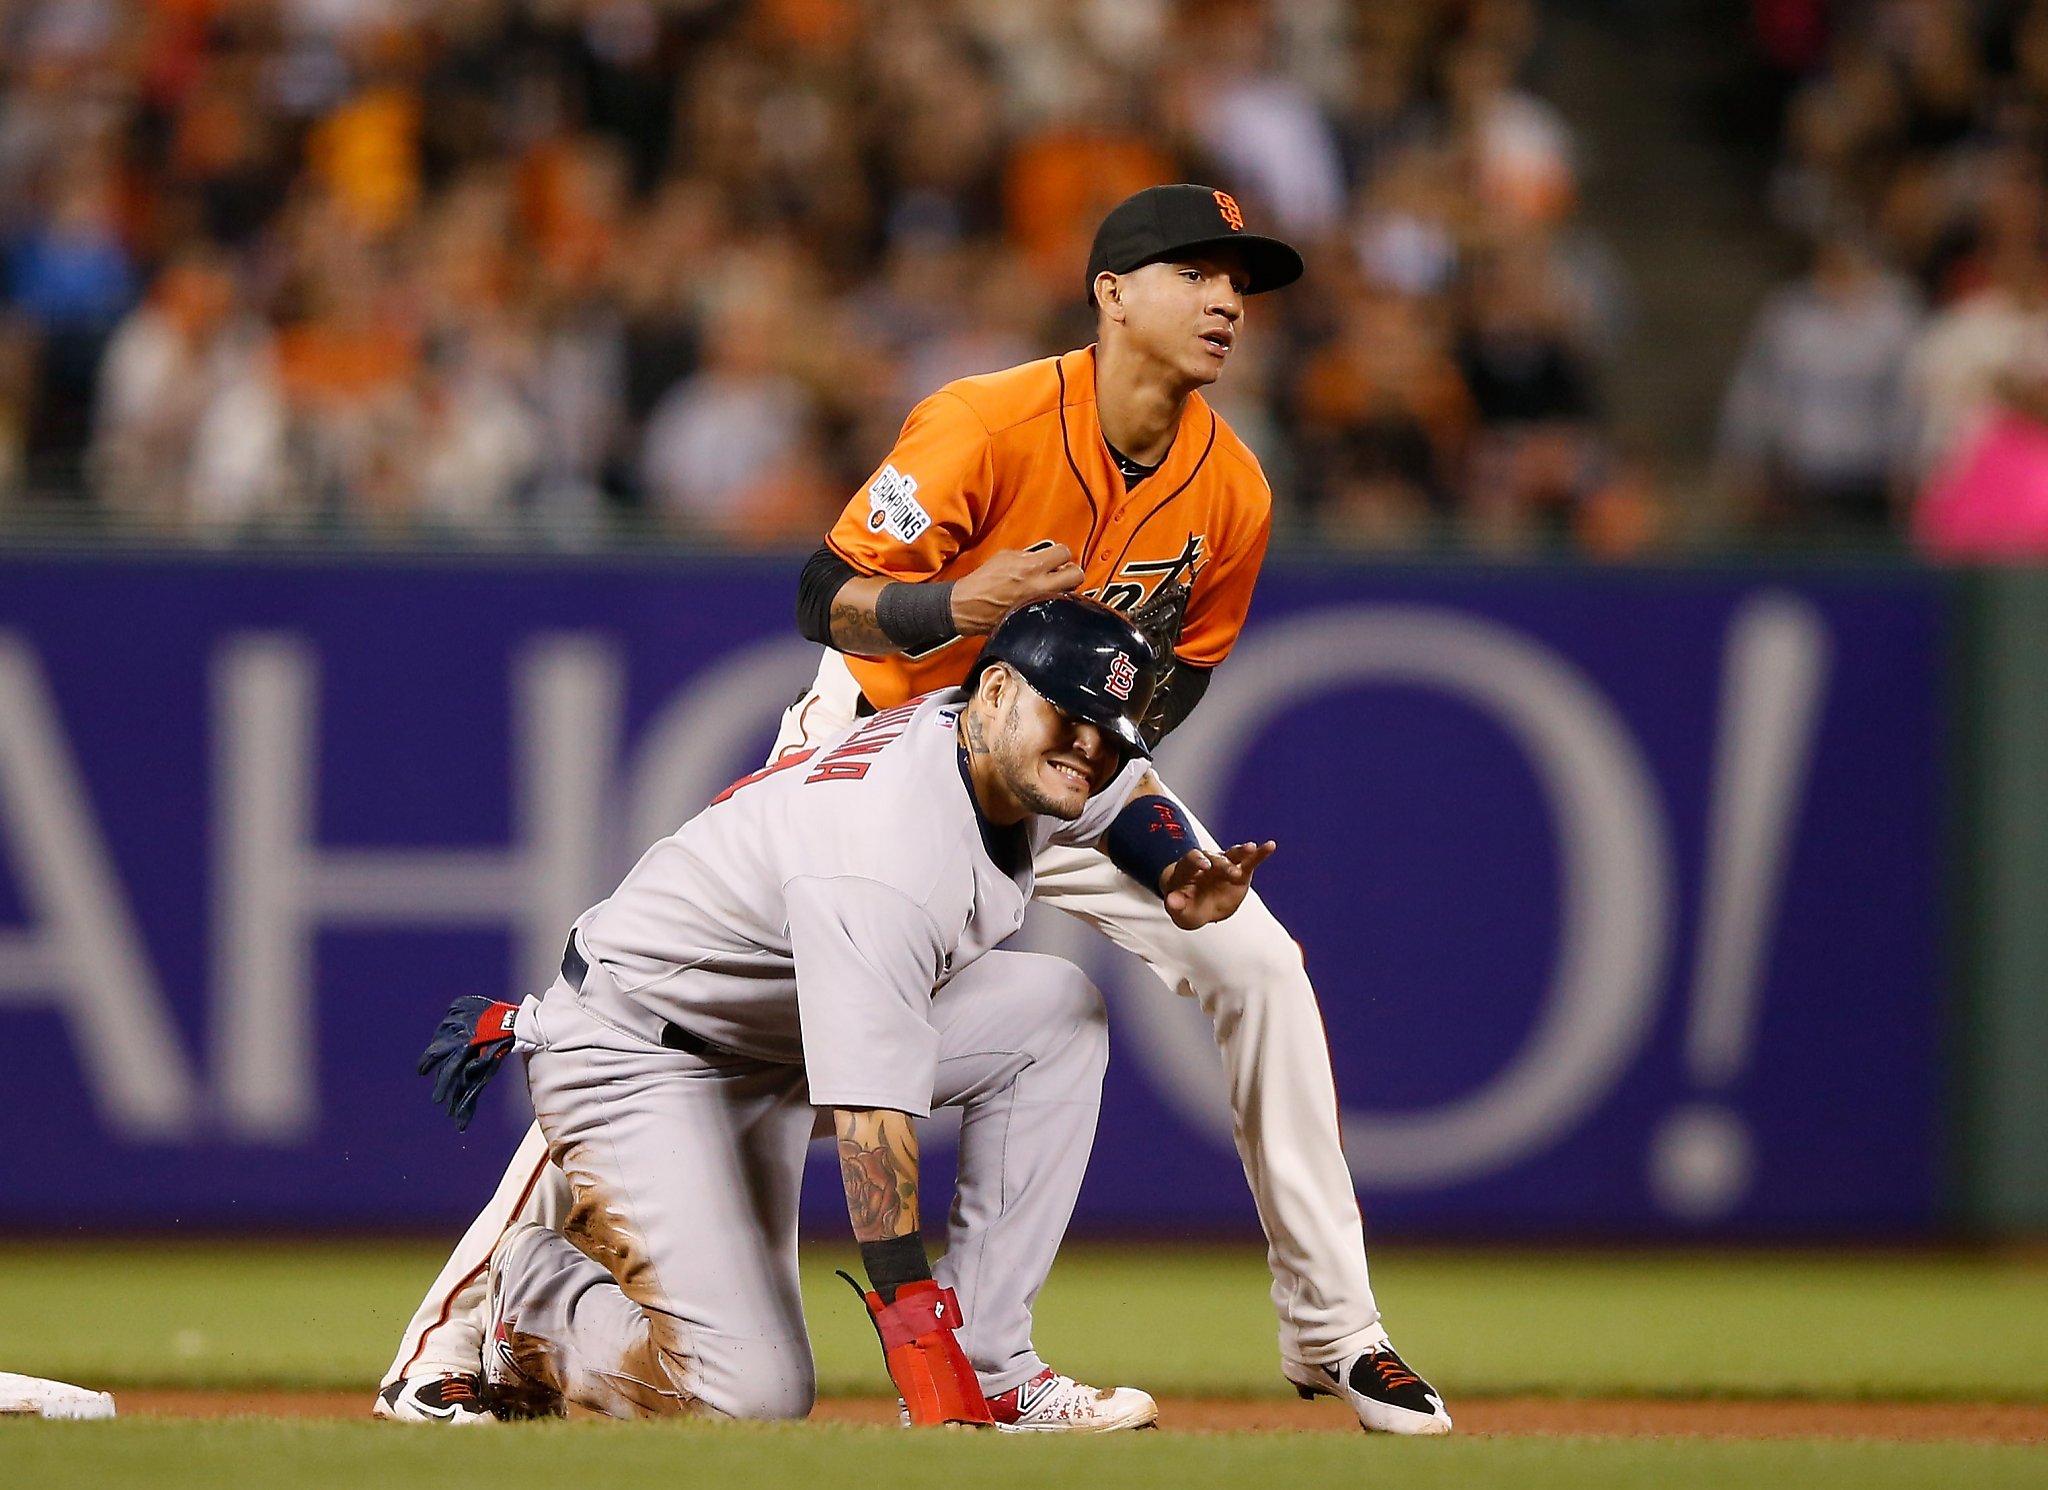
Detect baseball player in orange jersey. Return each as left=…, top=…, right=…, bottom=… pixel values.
left=378, top=185, right=1450, bottom=1434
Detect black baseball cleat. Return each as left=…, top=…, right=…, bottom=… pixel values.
left=373, top=1371, right=493, bottom=1425
left=1283, top=1343, right=1453, bottom=1435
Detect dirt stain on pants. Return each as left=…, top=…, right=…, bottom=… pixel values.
left=561, top=1173, right=701, bottom=1418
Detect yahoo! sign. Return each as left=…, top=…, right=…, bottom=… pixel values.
left=0, top=621, right=823, bottom=1147
left=1107, top=597, right=1828, bottom=1217
left=0, top=558, right=1943, bottom=1234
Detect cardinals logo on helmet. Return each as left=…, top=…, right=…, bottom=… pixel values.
left=1105, top=652, right=1138, bottom=701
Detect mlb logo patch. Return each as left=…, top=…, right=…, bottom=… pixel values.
left=865, top=464, right=931, bottom=543
left=1105, top=651, right=1138, bottom=701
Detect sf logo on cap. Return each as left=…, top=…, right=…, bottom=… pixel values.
left=1213, top=190, right=1244, bottom=231
left=1105, top=652, right=1139, bottom=701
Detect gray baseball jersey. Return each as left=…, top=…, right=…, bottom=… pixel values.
left=476, top=686, right=1127, bottom=1418
left=570, top=689, right=1131, bottom=1115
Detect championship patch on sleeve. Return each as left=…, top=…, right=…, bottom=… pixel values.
left=864, top=464, right=932, bottom=543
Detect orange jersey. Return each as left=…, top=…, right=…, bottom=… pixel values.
left=825, top=346, right=1273, bottom=709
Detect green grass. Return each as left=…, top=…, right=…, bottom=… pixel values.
left=5, top=1242, right=2042, bottom=1490
left=2, top=1240, right=2046, bottom=1403
left=2, top=1419, right=2043, bottom=1490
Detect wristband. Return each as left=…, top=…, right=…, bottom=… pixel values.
left=1104, top=794, right=1196, bottom=898
left=875, top=581, right=959, bottom=652
left=859, top=1232, right=933, bottom=1303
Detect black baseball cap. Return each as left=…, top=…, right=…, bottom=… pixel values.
left=1086, top=184, right=1305, bottom=305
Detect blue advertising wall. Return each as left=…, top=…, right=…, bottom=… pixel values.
left=0, top=557, right=1946, bottom=1235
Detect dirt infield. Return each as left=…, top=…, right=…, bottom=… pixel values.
left=109, top=1390, right=2048, bottom=1443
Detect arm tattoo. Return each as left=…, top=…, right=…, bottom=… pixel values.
left=835, top=1108, right=920, bottom=1242
left=829, top=594, right=895, bottom=656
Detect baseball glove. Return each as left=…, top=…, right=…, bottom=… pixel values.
left=1128, top=576, right=1191, bottom=743
left=1128, top=574, right=1191, bottom=664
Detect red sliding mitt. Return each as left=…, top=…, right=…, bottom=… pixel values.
left=840, top=1275, right=993, bottom=1427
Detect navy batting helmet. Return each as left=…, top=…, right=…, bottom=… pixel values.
left=970, top=595, right=1157, bottom=759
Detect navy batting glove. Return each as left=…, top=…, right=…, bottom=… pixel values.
left=419, top=995, right=521, bottom=1132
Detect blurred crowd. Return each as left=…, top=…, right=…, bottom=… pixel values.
left=0, top=0, right=1648, bottom=552
left=1726, top=0, right=2048, bottom=555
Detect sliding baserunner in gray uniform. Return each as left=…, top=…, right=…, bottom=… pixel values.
left=411, top=597, right=1274, bottom=1428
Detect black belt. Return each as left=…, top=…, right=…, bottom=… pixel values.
left=559, top=932, right=588, bottom=990
left=559, top=934, right=726, bottom=1059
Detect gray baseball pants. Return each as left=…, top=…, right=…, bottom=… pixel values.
left=490, top=948, right=1108, bottom=1419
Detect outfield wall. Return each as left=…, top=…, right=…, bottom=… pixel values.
left=1955, top=569, right=2048, bottom=1233
left=0, top=553, right=2000, bottom=1237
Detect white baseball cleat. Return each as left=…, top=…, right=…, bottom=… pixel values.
left=1284, top=1342, right=1452, bottom=1435
left=372, top=1372, right=493, bottom=1425
left=0, top=1372, right=115, bottom=1420
left=985, top=1368, right=1158, bottom=1433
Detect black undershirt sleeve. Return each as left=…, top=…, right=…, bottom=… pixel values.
left=796, top=544, right=959, bottom=653
left=1143, top=661, right=1212, bottom=746
left=796, top=545, right=860, bottom=647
